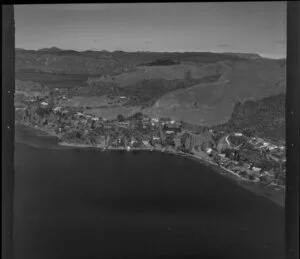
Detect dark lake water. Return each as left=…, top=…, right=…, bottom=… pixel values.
left=13, top=126, right=285, bottom=259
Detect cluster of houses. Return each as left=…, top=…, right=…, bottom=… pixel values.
left=249, top=137, right=286, bottom=162
left=215, top=152, right=272, bottom=182
left=18, top=93, right=286, bottom=187
left=213, top=133, right=286, bottom=184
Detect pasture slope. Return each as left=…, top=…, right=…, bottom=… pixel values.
left=15, top=48, right=286, bottom=126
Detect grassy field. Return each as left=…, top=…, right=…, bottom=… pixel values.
left=84, top=106, right=142, bottom=119
left=15, top=71, right=88, bottom=89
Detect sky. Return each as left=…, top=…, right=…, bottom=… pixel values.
left=15, top=2, right=286, bottom=58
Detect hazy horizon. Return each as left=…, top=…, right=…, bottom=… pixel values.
left=15, top=3, right=286, bottom=59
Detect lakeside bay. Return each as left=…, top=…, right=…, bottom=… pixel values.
left=13, top=125, right=284, bottom=259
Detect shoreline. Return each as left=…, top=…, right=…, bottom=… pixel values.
left=58, top=141, right=285, bottom=207
left=16, top=123, right=285, bottom=207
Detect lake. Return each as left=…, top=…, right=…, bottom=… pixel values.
left=13, top=126, right=285, bottom=259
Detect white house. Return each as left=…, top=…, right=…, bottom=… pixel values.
left=142, top=140, right=149, bottom=146
left=279, top=146, right=285, bottom=150
left=252, top=166, right=261, bottom=172
left=53, top=106, right=62, bottom=112
left=267, top=144, right=278, bottom=151
left=206, top=148, right=213, bottom=155
left=92, top=117, right=99, bottom=121
left=234, top=133, right=243, bottom=137
left=165, top=130, right=174, bottom=134
left=151, top=118, right=159, bottom=123
left=41, top=102, right=48, bottom=106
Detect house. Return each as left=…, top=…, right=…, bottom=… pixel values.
left=267, top=144, right=278, bottom=151
left=76, top=112, right=84, bottom=117
left=92, top=117, right=99, bottom=121
left=130, top=137, right=137, bottom=145
left=53, top=106, right=62, bottom=112
left=151, top=118, right=159, bottom=123
left=206, top=148, right=213, bottom=155
left=142, top=117, right=150, bottom=123
left=234, top=133, right=243, bottom=137
left=103, top=125, right=112, bottom=129
left=61, top=110, right=69, bottom=115
left=119, top=121, right=130, bottom=128
left=153, top=136, right=160, bottom=141
left=243, top=163, right=252, bottom=169
left=218, top=153, right=226, bottom=158
left=142, top=140, right=150, bottom=146
left=41, top=101, right=48, bottom=106
left=252, top=166, right=261, bottom=172
left=165, top=130, right=175, bottom=135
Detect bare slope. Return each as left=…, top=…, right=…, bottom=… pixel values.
left=144, top=59, right=285, bottom=126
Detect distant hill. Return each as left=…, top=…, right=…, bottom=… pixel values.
left=222, top=52, right=261, bottom=59
left=139, top=59, right=180, bottom=66
left=15, top=48, right=250, bottom=76
left=37, top=47, right=63, bottom=52
left=213, top=93, right=286, bottom=141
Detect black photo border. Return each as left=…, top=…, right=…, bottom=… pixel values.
left=2, top=2, right=299, bottom=259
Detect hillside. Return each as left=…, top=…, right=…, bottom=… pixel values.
left=213, top=93, right=286, bottom=141
left=144, top=58, right=286, bottom=126
left=15, top=48, right=286, bottom=126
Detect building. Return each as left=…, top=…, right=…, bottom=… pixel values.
left=206, top=148, right=213, bottom=156
left=53, top=106, right=62, bottom=112
left=76, top=112, right=84, bottom=117
left=165, top=130, right=175, bottom=135
left=142, top=140, right=150, bottom=146
left=41, top=101, right=48, bottom=106
left=252, top=166, right=261, bottom=172
left=234, top=133, right=243, bottom=137
left=130, top=137, right=137, bottom=145
left=118, top=121, right=130, bottom=128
